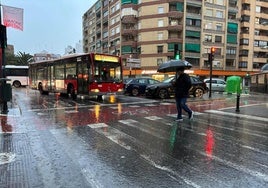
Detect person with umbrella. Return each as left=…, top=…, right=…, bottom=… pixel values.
left=173, top=67, right=194, bottom=122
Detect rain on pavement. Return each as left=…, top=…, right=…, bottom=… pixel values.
left=0, top=88, right=267, bottom=187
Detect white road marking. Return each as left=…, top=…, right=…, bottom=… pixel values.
left=87, top=123, right=201, bottom=187
left=206, top=110, right=268, bottom=122
left=145, top=116, right=163, bottom=121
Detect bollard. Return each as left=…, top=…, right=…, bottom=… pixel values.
left=236, top=94, right=240, bottom=112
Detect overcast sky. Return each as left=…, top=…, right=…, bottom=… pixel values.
left=1, top=0, right=94, bottom=55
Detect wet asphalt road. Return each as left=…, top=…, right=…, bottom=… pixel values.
left=0, top=88, right=268, bottom=188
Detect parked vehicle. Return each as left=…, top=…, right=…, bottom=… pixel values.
left=145, top=76, right=207, bottom=99
left=204, top=78, right=226, bottom=92
left=124, top=77, right=160, bottom=96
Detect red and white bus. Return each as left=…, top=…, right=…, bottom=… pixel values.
left=28, top=53, right=124, bottom=99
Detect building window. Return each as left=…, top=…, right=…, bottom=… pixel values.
left=255, top=17, right=260, bottom=24
left=103, top=10, right=108, bottom=17
left=256, top=6, right=261, bottom=13
left=116, top=26, right=120, bottom=34
left=103, top=31, right=108, bottom=38
left=239, top=61, right=248, bottom=68
left=158, top=32, right=163, bottom=40
left=215, top=35, right=222, bottom=43
left=240, top=38, right=249, bottom=45
left=204, top=35, right=212, bottom=42
left=255, top=30, right=260, bottom=35
left=216, top=23, right=223, bottom=31
left=186, top=19, right=201, bottom=27
left=157, top=45, right=163, bottom=53
left=216, top=11, right=223, bottom=18
left=157, top=58, right=163, bottom=66
left=205, top=22, right=213, bottom=29
left=215, top=0, right=224, bottom=5
left=158, top=19, right=164, bottom=27
left=239, top=50, right=248, bottom=57
left=111, top=28, right=115, bottom=36
left=115, top=2, right=120, bottom=11
left=138, top=34, right=141, bottom=41
left=206, top=9, right=213, bottom=17
left=158, top=7, right=164, bottom=14
left=227, top=47, right=236, bottom=55
left=111, top=6, right=115, bottom=13
left=241, top=15, right=250, bottom=22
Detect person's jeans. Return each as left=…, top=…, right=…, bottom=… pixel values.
left=175, top=97, right=192, bottom=119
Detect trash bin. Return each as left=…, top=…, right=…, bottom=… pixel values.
left=225, top=76, right=242, bottom=112
left=0, top=78, right=12, bottom=102
left=225, top=76, right=242, bottom=94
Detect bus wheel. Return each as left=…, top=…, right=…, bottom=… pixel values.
left=68, top=85, right=76, bottom=99
left=13, top=81, right=21, bottom=88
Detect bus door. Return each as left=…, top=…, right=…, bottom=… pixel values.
left=77, top=60, right=89, bottom=94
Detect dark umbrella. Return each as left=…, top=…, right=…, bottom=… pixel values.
left=261, top=63, right=268, bottom=72
left=157, top=60, right=192, bottom=73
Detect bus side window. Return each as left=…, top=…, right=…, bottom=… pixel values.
left=67, top=74, right=76, bottom=79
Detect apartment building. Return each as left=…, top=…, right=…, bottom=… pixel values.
left=82, top=0, right=268, bottom=79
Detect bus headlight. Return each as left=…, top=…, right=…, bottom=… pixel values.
left=117, top=89, right=123, bottom=92
left=91, top=89, right=100, bottom=93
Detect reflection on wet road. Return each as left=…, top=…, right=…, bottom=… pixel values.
left=0, top=88, right=268, bottom=187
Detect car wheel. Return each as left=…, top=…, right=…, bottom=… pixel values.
left=132, top=88, right=139, bottom=96
left=194, top=88, right=204, bottom=98
left=158, top=89, right=169, bottom=99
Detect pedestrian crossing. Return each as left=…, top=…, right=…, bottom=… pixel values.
left=85, top=110, right=268, bottom=187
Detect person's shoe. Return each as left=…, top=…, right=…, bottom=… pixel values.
left=175, top=118, right=183, bottom=122
left=189, top=111, right=194, bottom=120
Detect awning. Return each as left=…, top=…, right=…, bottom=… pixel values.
left=186, top=30, right=200, bottom=38
left=227, top=34, right=237, bottom=44
left=185, top=43, right=200, bottom=52
left=227, top=23, right=238, bottom=34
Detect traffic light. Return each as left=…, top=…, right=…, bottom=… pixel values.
left=174, top=50, right=180, bottom=60
left=174, top=44, right=180, bottom=60
left=210, top=47, right=215, bottom=61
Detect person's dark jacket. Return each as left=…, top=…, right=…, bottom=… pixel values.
left=174, top=73, right=192, bottom=98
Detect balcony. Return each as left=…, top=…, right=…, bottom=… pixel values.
left=121, top=15, right=137, bottom=24
left=166, top=38, right=183, bottom=43
left=167, top=24, right=183, bottom=31
left=186, top=0, right=202, bottom=6
left=168, top=11, right=183, bottom=19
left=121, top=28, right=138, bottom=36
left=121, top=41, right=137, bottom=47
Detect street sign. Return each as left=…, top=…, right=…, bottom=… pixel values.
left=126, top=58, right=141, bottom=63
left=126, top=58, right=141, bottom=68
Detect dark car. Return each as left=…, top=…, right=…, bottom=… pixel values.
left=124, top=77, right=160, bottom=96
left=145, top=76, right=207, bottom=99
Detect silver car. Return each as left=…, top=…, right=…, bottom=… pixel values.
left=204, top=78, right=226, bottom=92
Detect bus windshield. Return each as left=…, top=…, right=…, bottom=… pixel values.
left=92, top=62, right=121, bottom=83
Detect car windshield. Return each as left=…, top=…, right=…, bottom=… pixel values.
left=163, top=76, right=175, bottom=83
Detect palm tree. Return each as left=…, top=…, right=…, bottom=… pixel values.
left=5, top=51, right=33, bottom=65
left=16, top=52, right=33, bottom=65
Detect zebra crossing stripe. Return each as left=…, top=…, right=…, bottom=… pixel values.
left=206, top=110, right=268, bottom=122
